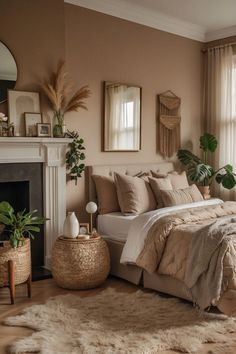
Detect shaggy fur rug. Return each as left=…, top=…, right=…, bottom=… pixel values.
left=4, top=288, right=236, bottom=354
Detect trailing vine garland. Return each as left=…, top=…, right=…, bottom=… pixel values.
left=65, top=130, right=86, bottom=185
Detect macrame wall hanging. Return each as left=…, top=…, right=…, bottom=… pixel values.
left=158, top=90, right=181, bottom=158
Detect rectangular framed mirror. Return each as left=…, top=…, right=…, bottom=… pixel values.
left=103, top=81, right=141, bottom=151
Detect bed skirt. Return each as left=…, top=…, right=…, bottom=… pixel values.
left=104, top=237, right=193, bottom=301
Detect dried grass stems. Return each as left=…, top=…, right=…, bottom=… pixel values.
left=41, top=61, right=91, bottom=116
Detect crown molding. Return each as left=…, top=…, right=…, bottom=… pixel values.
left=65, top=0, right=206, bottom=42
left=205, top=25, right=236, bottom=43
left=65, top=0, right=236, bottom=43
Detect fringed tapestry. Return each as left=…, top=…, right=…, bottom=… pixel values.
left=158, top=90, right=181, bottom=158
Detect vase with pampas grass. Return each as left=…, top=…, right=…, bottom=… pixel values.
left=41, top=61, right=91, bottom=137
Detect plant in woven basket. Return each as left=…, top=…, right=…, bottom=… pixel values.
left=177, top=133, right=236, bottom=190
left=41, top=61, right=91, bottom=137
left=0, top=201, right=46, bottom=248
left=65, top=130, right=85, bottom=185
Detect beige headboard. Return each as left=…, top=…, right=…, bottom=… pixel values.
left=87, top=162, right=175, bottom=203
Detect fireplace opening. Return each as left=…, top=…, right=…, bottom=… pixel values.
left=0, top=163, right=50, bottom=280
left=0, top=180, right=30, bottom=213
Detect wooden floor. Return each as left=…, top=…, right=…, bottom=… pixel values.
left=0, top=277, right=236, bottom=354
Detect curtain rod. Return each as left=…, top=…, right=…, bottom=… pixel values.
left=202, top=41, right=236, bottom=53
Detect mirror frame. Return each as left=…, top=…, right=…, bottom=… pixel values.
left=102, top=81, right=142, bottom=152
left=0, top=40, right=18, bottom=104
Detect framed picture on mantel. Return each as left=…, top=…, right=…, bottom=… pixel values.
left=8, top=90, right=41, bottom=136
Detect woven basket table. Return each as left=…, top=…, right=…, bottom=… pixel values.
left=51, top=236, right=110, bottom=289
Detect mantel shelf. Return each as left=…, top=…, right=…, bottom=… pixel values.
left=0, top=137, right=72, bottom=144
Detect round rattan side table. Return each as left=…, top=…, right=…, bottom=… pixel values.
left=51, top=236, right=110, bottom=289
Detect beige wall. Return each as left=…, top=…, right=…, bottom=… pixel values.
left=64, top=4, right=203, bottom=219
left=0, top=1, right=203, bottom=220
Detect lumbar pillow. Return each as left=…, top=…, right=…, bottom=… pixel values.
left=148, top=176, right=173, bottom=207
left=92, top=175, right=120, bottom=214
left=160, top=184, right=203, bottom=207
left=114, top=173, right=156, bottom=215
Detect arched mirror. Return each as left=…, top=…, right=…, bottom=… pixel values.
left=103, top=81, right=141, bottom=151
left=0, top=41, right=18, bottom=104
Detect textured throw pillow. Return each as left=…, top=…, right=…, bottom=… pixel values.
left=168, top=171, right=189, bottom=189
left=148, top=176, right=173, bottom=207
left=160, top=184, right=203, bottom=207
left=92, top=175, right=120, bottom=214
left=114, top=173, right=156, bottom=215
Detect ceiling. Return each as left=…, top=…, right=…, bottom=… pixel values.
left=65, top=0, right=236, bottom=42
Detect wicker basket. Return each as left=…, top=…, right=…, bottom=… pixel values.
left=0, top=239, right=31, bottom=287
left=51, top=236, right=110, bottom=289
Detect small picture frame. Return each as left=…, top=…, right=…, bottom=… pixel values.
left=37, top=123, right=51, bottom=137
left=79, top=223, right=89, bottom=235
left=25, top=112, right=42, bottom=137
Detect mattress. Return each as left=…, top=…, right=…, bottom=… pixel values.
left=97, top=212, right=136, bottom=242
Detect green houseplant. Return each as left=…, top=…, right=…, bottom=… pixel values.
left=177, top=133, right=236, bottom=196
left=0, top=201, right=46, bottom=303
left=65, top=130, right=86, bottom=185
left=0, top=201, right=45, bottom=248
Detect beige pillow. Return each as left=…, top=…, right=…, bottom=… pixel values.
left=92, top=175, right=120, bottom=214
left=168, top=171, right=189, bottom=189
left=150, top=170, right=168, bottom=178
left=160, top=184, right=203, bottom=207
left=148, top=176, right=173, bottom=207
left=114, top=173, right=156, bottom=215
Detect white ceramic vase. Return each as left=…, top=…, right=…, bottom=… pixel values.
left=63, top=212, right=79, bottom=238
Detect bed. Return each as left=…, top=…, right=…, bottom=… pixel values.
left=88, top=162, right=236, bottom=315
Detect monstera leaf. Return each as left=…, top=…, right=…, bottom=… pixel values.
left=215, top=164, right=236, bottom=190
left=177, top=150, right=202, bottom=166
left=188, top=163, right=214, bottom=183
left=200, top=133, right=218, bottom=153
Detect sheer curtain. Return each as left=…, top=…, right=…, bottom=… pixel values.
left=106, top=85, right=140, bottom=150
left=204, top=44, right=236, bottom=199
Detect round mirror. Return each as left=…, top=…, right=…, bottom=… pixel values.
left=0, top=41, right=17, bottom=104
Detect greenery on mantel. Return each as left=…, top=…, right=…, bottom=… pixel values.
left=65, top=130, right=85, bottom=185
left=177, top=133, right=236, bottom=189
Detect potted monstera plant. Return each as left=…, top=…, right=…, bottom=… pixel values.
left=0, top=201, right=45, bottom=300
left=177, top=133, right=236, bottom=199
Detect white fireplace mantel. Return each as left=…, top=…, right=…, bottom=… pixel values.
left=0, top=137, right=72, bottom=269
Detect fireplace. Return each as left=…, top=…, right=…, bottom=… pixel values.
left=0, top=163, right=44, bottom=266
left=0, top=137, right=70, bottom=271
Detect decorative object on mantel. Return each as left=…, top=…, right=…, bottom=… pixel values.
left=4, top=288, right=236, bottom=354
left=51, top=235, right=110, bottom=289
left=63, top=211, right=79, bottom=238
left=65, top=130, right=86, bottom=184
left=178, top=133, right=236, bottom=199
left=24, top=112, right=42, bottom=137
left=0, top=112, right=8, bottom=136
left=158, top=90, right=181, bottom=158
left=41, top=61, right=91, bottom=138
left=8, top=90, right=40, bottom=136
left=86, top=201, right=98, bottom=233
left=37, top=123, right=51, bottom=137
left=0, top=201, right=46, bottom=304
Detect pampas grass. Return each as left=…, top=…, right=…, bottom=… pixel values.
left=41, top=61, right=90, bottom=116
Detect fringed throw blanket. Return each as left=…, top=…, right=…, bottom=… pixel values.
left=136, top=202, right=236, bottom=315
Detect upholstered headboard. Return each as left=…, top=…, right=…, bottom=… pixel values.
left=87, top=162, right=175, bottom=203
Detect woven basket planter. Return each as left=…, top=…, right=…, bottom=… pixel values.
left=0, top=239, right=31, bottom=288
left=52, top=236, right=110, bottom=289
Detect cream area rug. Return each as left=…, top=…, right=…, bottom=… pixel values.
left=4, top=288, right=236, bottom=354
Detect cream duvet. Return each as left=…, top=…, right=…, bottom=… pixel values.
left=121, top=199, right=236, bottom=315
